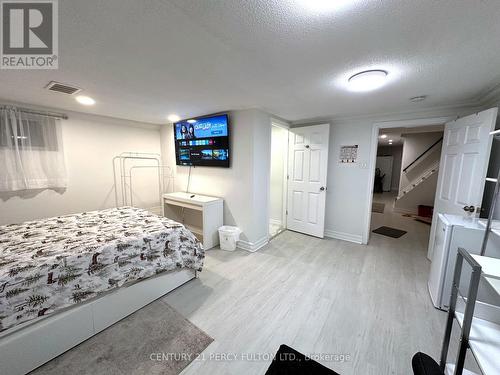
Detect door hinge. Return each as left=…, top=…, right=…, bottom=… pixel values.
left=287, top=175, right=289, bottom=180
left=286, top=210, right=288, bottom=215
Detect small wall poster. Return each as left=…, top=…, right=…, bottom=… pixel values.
left=340, top=145, right=358, bottom=163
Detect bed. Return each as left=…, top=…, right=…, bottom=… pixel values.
left=0, top=207, right=203, bottom=375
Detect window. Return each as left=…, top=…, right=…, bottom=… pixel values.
left=0, top=114, right=58, bottom=150
left=0, top=107, right=67, bottom=192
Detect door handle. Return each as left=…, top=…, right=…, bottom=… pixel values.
left=320, top=186, right=326, bottom=191
left=305, top=145, right=310, bottom=148
left=463, top=205, right=475, bottom=213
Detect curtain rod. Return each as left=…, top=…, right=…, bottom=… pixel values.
left=0, top=105, right=68, bottom=120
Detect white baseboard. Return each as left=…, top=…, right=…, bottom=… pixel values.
left=324, top=229, right=363, bottom=244
left=269, top=219, right=282, bottom=226
left=237, top=236, right=269, bottom=252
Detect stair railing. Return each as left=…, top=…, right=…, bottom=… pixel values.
left=402, top=137, right=443, bottom=173
left=397, top=160, right=439, bottom=200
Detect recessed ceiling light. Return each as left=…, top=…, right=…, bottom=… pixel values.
left=167, top=114, right=180, bottom=122
left=410, top=95, right=427, bottom=102
left=75, top=95, right=95, bottom=106
left=348, top=70, right=388, bottom=92
left=389, top=139, right=393, bottom=142
left=380, top=134, right=387, bottom=139
left=187, top=119, right=197, bottom=124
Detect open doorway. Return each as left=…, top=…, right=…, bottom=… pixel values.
left=366, top=110, right=498, bottom=250
left=269, top=123, right=289, bottom=238
left=365, top=109, right=498, bottom=313
left=370, top=124, right=445, bottom=242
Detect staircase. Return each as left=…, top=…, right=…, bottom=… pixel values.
left=397, top=160, right=440, bottom=200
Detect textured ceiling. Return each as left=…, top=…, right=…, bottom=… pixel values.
left=378, top=125, right=444, bottom=146
left=1, top=0, right=500, bottom=124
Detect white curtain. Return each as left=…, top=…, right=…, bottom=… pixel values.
left=0, top=107, right=67, bottom=192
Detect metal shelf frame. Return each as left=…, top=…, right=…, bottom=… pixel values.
left=440, top=247, right=482, bottom=375
left=112, top=152, right=174, bottom=209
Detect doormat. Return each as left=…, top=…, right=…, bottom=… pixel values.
left=372, top=202, right=385, bottom=213
left=372, top=226, right=407, bottom=238
left=265, top=344, right=340, bottom=375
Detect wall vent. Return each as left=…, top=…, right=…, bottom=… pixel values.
left=45, top=81, right=82, bottom=95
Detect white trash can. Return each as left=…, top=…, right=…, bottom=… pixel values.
left=218, top=226, right=242, bottom=251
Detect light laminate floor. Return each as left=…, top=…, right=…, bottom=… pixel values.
left=163, top=199, right=449, bottom=375
left=268, top=222, right=284, bottom=238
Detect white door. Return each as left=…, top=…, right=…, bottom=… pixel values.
left=376, top=156, right=393, bottom=192
left=427, top=108, right=498, bottom=259
left=287, top=124, right=330, bottom=238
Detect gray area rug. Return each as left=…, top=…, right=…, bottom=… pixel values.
left=30, top=300, right=213, bottom=375
left=372, top=202, right=385, bottom=213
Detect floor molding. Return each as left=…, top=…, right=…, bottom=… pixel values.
left=393, top=207, right=418, bottom=215
left=237, top=236, right=269, bottom=252
left=324, top=229, right=363, bottom=244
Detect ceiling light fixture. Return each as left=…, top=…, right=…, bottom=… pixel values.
left=167, top=114, right=181, bottom=122
left=187, top=119, right=197, bottom=124
left=348, top=70, right=388, bottom=92
left=389, top=139, right=393, bottom=142
left=380, top=134, right=387, bottom=139
left=75, top=95, right=95, bottom=106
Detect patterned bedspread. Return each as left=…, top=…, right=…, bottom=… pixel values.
left=0, top=207, right=203, bottom=332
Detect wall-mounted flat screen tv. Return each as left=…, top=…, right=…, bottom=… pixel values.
left=173, top=114, right=230, bottom=168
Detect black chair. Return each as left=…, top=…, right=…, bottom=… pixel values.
left=412, top=352, right=444, bottom=375
left=265, top=345, right=340, bottom=375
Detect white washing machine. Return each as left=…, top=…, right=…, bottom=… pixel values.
left=428, top=214, right=500, bottom=310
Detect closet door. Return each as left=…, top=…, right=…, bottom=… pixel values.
left=287, top=124, right=330, bottom=238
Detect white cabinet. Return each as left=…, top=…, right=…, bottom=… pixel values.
left=428, top=214, right=453, bottom=308
left=162, top=192, right=223, bottom=250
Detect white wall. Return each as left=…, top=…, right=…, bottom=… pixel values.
left=269, top=126, right=287, bottom=223
left=321, top=121, right=373, bottom=243
left=251, top=110, right=272, bottom=245
left=160, top=109, right=272, bottom=249
left=0, top=110, right=161, bottom=225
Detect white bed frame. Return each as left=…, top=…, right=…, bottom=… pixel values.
left=0, top=268, right=196, bottom=375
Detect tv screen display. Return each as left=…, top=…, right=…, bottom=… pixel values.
left=173, top=114, right=230, bottom=168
